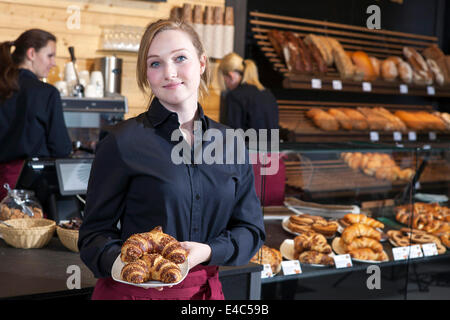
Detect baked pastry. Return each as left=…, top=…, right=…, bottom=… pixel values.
left=387, top=230, right=412, bottom=247
left=344, top=236, right=383, bottom=253
left=306, top=108, right=340, bottom=131
left=441, top=233, right=450, bottom=248
left=312, top=221, right=339, bottom=237
left=298, top=250, right=334, bottom=266
left=369, top=56, right=380, bottom=78
left=349, top=248, right=386, bottom=261
left=120, top=226, right=188, bottom=264
left=432, top=112, right=450, bottom=130
left=250, top=245, right=282, bottom=274
left=294, top=232, right=332, bottom=254
left=121, top=253, right=182, bottom=284
left=341, top=223, right=381, bottom=244
left=426, top=59, right=444, bottom=86
left=372, top=107, right=407, bottom=132
left=416, top=111, right=446, bottom=131
left=325, top=37, right=355, bottom=78
left=327, top=108, right=352, bottom=130
left=338, top=108, right=368, bottom=130
left=342, top=213, right=384, bottom=229
left=394, top=111, right=425, bottom=131
left=357, top=107, right=388, bottom=131
left=351, top=51, right=376, bottom=80
left=403, top=46, right=433, bottom=85
left=381, top=59, right=398, bottom=81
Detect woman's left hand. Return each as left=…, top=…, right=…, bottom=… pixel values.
left=180, top=241, right=212, bottom=270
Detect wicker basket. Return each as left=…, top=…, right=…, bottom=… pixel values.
left=0, top=218, right=56, bottom=249
left=56, top=226, right=79, bottom=252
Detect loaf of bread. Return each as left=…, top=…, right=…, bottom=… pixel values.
left=283, top=31, right=304, bottom=73
left=357, top=107, right=390, bottom=131
left=306, top=108, right=340, bottom=131
left=297, top=36, right=313, bottom=73
left=416, top=111, right=447, bottom=131
left=397, top=60, right=413, bottom=84
left=327, top=108, right=352, bottom=130
left=120, top=226, right=188, bottom=264
left=325, top=37, right=355, bottom=79
left=394, top=111, right=425, bottom=130
left=381, top=59, right=398, bottom=81
left=403, top=47, right=433, bottom=85
left=432, top=112, right=450, bottom=130
left=372, top=107, right=407, bottom=132
left=121, top=253, right=182, bottom=284
left=369, top=56, right=381, bottom=78
left=339, top=108, right=368, bottom=130
left=305, top=38, right=328, bottom=73
left=304, top=34, right=334, bottom=66
left=267, top=29, right=285, bottom=60
left=427, top=58, right=444, bottom=86
left=351, top=51, right=376, bottom=80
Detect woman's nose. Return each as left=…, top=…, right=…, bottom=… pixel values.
left=164, top=62, right=177, bottom=79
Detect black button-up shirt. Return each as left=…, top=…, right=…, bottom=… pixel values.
left=0, top=69, right=72, bottom=162
left=78, top=98, right=265, bottom=278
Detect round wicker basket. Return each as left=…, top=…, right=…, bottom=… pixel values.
left=56, top=226, right=79, bottom=252
left=0, top=218, right=56, bottom=249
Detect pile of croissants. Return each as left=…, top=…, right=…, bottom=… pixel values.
left=341, top=152, right=415, bottom=182
left=335, top=213, right=388, bottom=262
left=120, top=226, right=188, bottom=284
left=293, top=231, right=335, bottom=266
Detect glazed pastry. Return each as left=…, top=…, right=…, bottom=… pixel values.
left=298, top=250, right=334, bottom=266
left=341, top=223, right=381, bottom=244
left=121, top=253, right=182, bottom=284
left=120, top=226, right=188, bottom=264
left=342, top=213, right=384, bottom=229
left=294, top=232, right=332, bottom=254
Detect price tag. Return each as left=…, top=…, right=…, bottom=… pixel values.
left=370, top=131, right=379, bottom=142
left=429, top=132, right=437, bottom=141
left=333, top=254, right=353, bottom=269
left=422, top=243, right=438, bottom=257
left=260, top=264, right=273, bottom=278
left=423, top=144, right=431, bottom=150
left=399, top=84, right=408, bottom=94
left=281, top=260, right=302, bottom=275
left=362, top=82, right=372, bottom=92
left=332, top=80, right=342, bottom=90
left=408, top=131, right=417, bottom=141
left=427, top=86, right=435, bottom=95
left=311, top=78, right=322, bottom=89
left=409, top=244, right=423, bottom=259
left=415, top=181, right=421, bottom=190
left=393, top=131, right=402, bottom=141
left=392, top=247, right=410, bottom=260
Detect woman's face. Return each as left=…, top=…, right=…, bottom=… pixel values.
left=146, top=29, right=206, bottom=110
left=30, top=40, right=57, bottom=79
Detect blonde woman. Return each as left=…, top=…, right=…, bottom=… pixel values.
left=218, top=52, right=279, bottom=132
left=78, top=19, right=265, bottom=300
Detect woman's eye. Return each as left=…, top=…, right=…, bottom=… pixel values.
left=149, top=61, right=160, bottom=68
left=175, top=55, right=187, bottom=62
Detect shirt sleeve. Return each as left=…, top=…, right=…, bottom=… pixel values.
left=45, top=89, right=73, bottom=157
left=225, top=92, right=246, bottom=130
left=206, top=155, right=266, bottom=266
left=78, top=133, right=128, bottom=278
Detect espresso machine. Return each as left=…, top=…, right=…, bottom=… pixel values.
left=61, top=96, right=128, bottom=155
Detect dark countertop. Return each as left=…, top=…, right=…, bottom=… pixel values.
left=0, top=236, right=261, bottom=299
left=262, top=218, right=450, bottom=284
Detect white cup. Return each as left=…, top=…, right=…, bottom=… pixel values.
left=79, top=70, right=90, bottom=87
left=84, top=84, right=97, bottom=98
left=54, top=81, right=68, bottom=96
left=90, top=71, right=104, bottom=98
left=64, top=62, right=77, bottom=82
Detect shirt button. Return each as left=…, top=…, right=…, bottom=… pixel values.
left=195, top=194, right=200, bottom=200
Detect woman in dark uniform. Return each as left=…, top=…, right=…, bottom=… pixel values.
left=78, top=19, right=265, bottom=300
left=0, top=29, right=72, bottom=200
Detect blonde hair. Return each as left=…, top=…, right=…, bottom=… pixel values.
left=218, top=52, right=264, bottom=91
left=136, top=19, right=210, bottom=103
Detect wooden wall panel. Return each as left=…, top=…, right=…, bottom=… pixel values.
left=0, top=0, right=224, bottom=120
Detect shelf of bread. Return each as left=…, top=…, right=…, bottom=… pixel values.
left=279, top=100, right=450, bottom=144
left=284, top=152, right=450, bottom=198
left=250, top=11, right=450, bottom=96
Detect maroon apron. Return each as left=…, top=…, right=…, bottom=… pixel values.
left=0, top=159, right=24, bottom=201
left=91, top=264, right=224, bottom=300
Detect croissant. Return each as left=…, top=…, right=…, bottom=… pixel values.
left=342, top=213, right=384, bottom=229
left=121, top=226, right=188, bottom=264
left=344, top=237, right=383, bottom=253
left=342, top=223, right=381, bottom=244
left=349, top=248, right=385, bottom=261
left=121, top=253, right=182, bottom=284
left=298, top=250, right=335, bottom=266
left=294, top=232, right=332, bottom=254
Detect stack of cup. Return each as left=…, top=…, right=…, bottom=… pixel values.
left=90, top=71, right=104, bottom=98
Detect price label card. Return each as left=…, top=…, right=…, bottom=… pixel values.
left=399, top=84, right=408, bottom=94
left=429, top=132, right=437, bottom=141
left=332, top=80, right=342, bottom=90
left=260, top=264, right=273, bottom=278
left=362, top=82, right=372, bottom=92
left=393, top=131, right=402, bottom=141
left=409, top=244, right=423, bottom=259
left=281, top=260, right=302, bottom=275
left=427, top=86, right=435, bottom=95
left=311, top=78, right=322, bottom=89
left=408, top=131, right=417, bottom=141
left=370, top=131, right=379, bottom=142
left=333, top=254, right=353, bottom=269
left=393, top=247, right=410, bottom=261
left=415, top=181, right=421, bottom=190
left=422, top=243, right=438, bottom=257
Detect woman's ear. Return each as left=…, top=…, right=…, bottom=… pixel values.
left=199, top=54, right=207, bottom=74
left=25, top=47, right=36, bottom=62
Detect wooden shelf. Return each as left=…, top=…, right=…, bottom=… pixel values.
left=250, top=11, right=450, bottom=97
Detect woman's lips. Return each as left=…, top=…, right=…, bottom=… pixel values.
left=163, top=82, right=183, bottom=89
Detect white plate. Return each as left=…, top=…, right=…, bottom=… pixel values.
left=111, top=255, right=189, bottom=289
left=279, top=239, right=334, bottom=267
left=282, top=217, right=336, bottom=239
left=337, top=221, right=388, bottom=242
left=331, top=237, right=388, bottom=264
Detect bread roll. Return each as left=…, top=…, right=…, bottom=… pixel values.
left=306, top=108, right=340, bottom=131
left=351, top=51, right=376, bottom=80
left=394, top=111, right=425, bottom=130
left=369, top=56, right=380, bottom=78
left=357, top=107, right=390, bottom=131
left=397, top=60, right=413, bottom=84
left=381, top=59, right=398, bottom=81
left=328, top=108, right=352, bottom=130
left=427, top=59, right=444, bottom=86
left=339, top=108, right=368, bottom=130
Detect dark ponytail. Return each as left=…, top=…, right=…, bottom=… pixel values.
left=0, top=29, right=56, bottom=100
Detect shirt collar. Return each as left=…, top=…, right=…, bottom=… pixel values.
left=19, top=68, right=38, bottom=80
left=146, top=98, right=208, bottom=131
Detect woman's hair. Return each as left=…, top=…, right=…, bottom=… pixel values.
left=218, top=52, right=265, bottom=91
left=136, top=19, right=210, bottom=103
left=0, top=29, right=56, bottom=100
